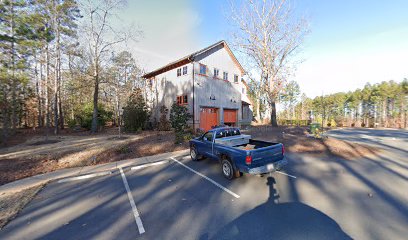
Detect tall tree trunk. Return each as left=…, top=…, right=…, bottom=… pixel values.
left=91, top=62, right=99, bottom=133
left=255, top=99, right=261, bottom=122
left=53, top=2, right=60, bottom=135
left=35, top=53, right=43, bottom=127
left=270, top=101, right=278, bottom=127
left=59, top=89, right=64, bottom=129
left=10, top=1, right=17, bottom=132
left=45, top=43, right=50, bottom=140
left=1, top=86, right=9, bottom=146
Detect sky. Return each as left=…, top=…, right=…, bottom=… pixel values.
left=119, top=0, right=408, bottom=98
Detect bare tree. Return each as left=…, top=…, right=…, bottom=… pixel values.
left=230, top=0, right=308, bottom=126
left=80, top=0, right=138, bottom=133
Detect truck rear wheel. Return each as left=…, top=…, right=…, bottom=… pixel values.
left=221, top=159, right=240, bottom=180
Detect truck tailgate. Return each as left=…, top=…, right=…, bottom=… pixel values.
left=250, top=144, right=284, bottom=167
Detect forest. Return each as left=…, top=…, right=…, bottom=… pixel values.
left=277, top=79, right=408, bottom=128
left=0, top=0, right=145, bottom=145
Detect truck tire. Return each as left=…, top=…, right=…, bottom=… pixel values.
left=190, top=147, right=200, bottom=161
left=221, top=159, right=235, bottom=180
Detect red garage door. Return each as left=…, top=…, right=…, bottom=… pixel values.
left=224, top=109, right=237, bottom=126
left=200, top=108, right=218, bottom=131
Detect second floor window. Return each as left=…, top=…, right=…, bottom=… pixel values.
left=234, top=75, right=239, bottom=83
left=177, top=95, right=188, bottom=105
left=199, top=64, right=207, bottom=75
left=177, top=68, right=181, bottom=77
left=242, top=88, right=245, bottom=94
left=214, top=68, right=219, bottom=78
left=183, top=66, right=188, bottom=75
left=223, top=72, right=228, bottom=81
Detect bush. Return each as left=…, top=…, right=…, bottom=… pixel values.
left=123, top=89, right=150, bottom=132
left=351, top=123, right=355, bottom=127
left=327, top=122, right=331, bottom=127
left=361, top=122, right=366, bottom=127
left=170, top=102, right=191, bottom=143
left=78, top=103, right=112, bottom=130
left=158, top=106, right=171, bottom=131
left=195, top=128, right=205, bottom=137
left=67, top=119, right=77, bottom=128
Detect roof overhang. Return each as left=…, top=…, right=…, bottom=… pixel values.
left=142, top=40, right=245, bottom=79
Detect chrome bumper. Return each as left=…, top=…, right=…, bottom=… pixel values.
left=247, top=158, right=288, bottom=175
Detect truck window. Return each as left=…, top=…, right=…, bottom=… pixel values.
left=203, top=132, right=213, bottom=142
left=215, top=130, right=225, bottom=139
left=232, top=129, right=241, bottom=136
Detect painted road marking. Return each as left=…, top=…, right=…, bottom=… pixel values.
left=276, top=170, right=297, bottom=179
left=119, top=167, right=145, bottom=234
left=57, top=171, right=112, bottom=183
left=131, top=160, right=170, bottom=171
left=170, top=157, right=240, bottom=199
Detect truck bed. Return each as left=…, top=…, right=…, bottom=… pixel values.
left=234, top=139, right=279, bottom=150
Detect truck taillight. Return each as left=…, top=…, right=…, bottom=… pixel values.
left=282, top=144, right=285, bottom=155
left=245, top=155, right=252, bottom=165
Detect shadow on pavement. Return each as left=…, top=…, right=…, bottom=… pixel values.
left=206, top=176, right=352, bottom=240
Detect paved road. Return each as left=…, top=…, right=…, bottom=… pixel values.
left=1, top=128, right=407, bottom=239
left=326, top=128, right=408, bottom=154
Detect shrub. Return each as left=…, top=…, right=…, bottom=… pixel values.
left=67, top=119, right=77, bottom=128
left=123, top=89, right=150, bottom=132
left=158, top=106, right=171, bottom=131
left=78, top=103, right=112, bottom=130
left=351, top=123, right=355, bottom=127
left=361, top=122, right=366, bottom=127
left=327, top=122, right=331, bottom=127
left=170, top=102, right=191, bottom=143
left=195, top=128, right=205, bottom=137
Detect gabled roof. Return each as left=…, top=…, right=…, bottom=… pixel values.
left=142, top=40, right=245, bottom=79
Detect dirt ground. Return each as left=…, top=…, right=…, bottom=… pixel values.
left=0, top=126, right=379, bottom=186
left=0, top=129, right=187, bottom=186
left=244, top=126, right=379, bottom=160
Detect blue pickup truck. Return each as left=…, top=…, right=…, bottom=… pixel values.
left=189, top=127, right=287, bottom=179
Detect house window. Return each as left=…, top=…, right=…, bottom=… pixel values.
left=234, top=75, right=239, bottom=83
left=148, top=79, right=153, bottom=87
left=223, top=72, right=228, bottom=81
left=213, top=68, right=219, bottom=78
left=242, top=88, right=245, bottom=94
left=177, top=95, right=188, bottom=105
left=183, top=66, right=188, bottom=75
left=177, top=68, right=181, bottom=77
left=199, top=64, right=207, bottom=75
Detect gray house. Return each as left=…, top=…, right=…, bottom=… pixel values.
left=143, top=40, right=252, bottom=131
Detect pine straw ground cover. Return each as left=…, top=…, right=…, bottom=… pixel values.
left=0, top=130, right=186, bottom=186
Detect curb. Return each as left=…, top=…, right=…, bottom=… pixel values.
left=0, top=149, right=189, bottom=193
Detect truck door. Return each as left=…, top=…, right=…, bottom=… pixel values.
left=201, top=131, right=215, bottom=157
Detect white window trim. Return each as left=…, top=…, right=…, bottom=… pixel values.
left=223, top=72, right=228, bottom=81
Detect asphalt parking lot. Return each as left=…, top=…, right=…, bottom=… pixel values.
left=1, top=129, right=407, bottom=240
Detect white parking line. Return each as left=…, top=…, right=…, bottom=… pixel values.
left=119, top=167, right=145, bottom=234
left=57, top=171, right=112, bottom=183
left=170, top=157, right=240, bottom=199
left=131, top=160, right=170, bottom=171
left=275, top=170, right=297, bottom=179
